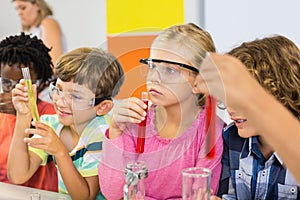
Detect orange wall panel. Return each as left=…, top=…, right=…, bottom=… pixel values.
left=107, top=34, right=157, bottom=98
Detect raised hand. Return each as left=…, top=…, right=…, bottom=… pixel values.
left=24, top=121, right=68, bottom=157
left=108, top=97, right=147, bottom=139
left=11, top=79, right=36, bottom=117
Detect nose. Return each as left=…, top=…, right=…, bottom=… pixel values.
left=55, top=96, right=68, bottom=108
left=53, top=91, right=68, bottom=107
left=147, top=69, right=161, bottom=83
left=226, top=107, right=237, bottom=117
left=16, top=9, right=22, bottom=16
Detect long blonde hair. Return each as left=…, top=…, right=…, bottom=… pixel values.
left=152, top=23, right=216, bottom=106
left=13, top=0, right=53, bottom=31
left=56, top=48, right=125, bottom=99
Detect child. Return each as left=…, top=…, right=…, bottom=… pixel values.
left=8, top=47, right=125, bottom=200
left=195, top=53, right=300, bottom=185
left=0, top=32, right=57, bottom=191
left=98, top=23, right=225, bottom=199
left=216, top=35, right=300, bottom=199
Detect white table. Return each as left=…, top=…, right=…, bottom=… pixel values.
left=0, top=182, right=71, bottom=200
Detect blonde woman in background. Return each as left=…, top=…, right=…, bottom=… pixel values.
left=12, top=0, right=66, bottom=71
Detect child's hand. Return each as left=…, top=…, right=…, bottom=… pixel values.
left=11, top=79, right=30, bottom=115
left=193, top=188, right=218, bottom=200
left=109, top=97, right=147, bottom=139
left=23, top=121, right=68, bottom=157
left=11, top=79, right=37, bottom=117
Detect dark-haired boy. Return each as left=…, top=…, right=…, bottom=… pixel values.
left=0, top=32, right=58, bottom=191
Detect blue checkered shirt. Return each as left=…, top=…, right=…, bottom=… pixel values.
left=217, top=123, right=300, bottom=200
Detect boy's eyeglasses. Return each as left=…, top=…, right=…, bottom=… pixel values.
left=0, top=77, right=41, bottom=93
left=0, top=77, right=20, bottom=93
left=49, top=82, right=111, bottom=110
left=140, top=58, right=199, bottom=84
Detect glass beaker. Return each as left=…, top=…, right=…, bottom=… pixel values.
left=182, top=167, right=211, bottom=200
left=124, top=161, right=148, bottom=200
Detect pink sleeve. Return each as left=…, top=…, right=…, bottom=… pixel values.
left=196, top=118, right=224, bottom=195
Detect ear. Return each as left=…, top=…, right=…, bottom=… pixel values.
left=94, top=100, right=113, bottom=116
left=192, top=79, right=201, bottom=94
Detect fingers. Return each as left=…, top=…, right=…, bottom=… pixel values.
left=12, top=80, right=28, bottom=100
left=110, top=97, right=148, bottom=138
left=24, top=137, right=43, bottom=146
left=113, top=97, right=147, bottom=124
left=24, top=135, right=53, bottom=152
left=12, top=79, right=38, bottom=99
left=24, top=122, right=56, bottom=150
left=196, top=188, right=210, bottom=200
left=11, top=80, right=32, bottom=114
left=24, top=121, right=51, bottom=138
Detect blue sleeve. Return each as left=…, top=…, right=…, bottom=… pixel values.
left=217, top=125, right=232, bottom=197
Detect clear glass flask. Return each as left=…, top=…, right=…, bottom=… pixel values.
left=124, top=161, right=148, bottom=200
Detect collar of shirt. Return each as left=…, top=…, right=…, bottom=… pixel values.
left=240, top=136, right=283, bottom=166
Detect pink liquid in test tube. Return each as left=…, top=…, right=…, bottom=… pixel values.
left=136, top=92, right=149, bottom=154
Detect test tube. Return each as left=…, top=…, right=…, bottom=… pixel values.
left=136, top=92, right=149, bottom=154
left=21, top=67, right=40, bottom=122
left=0, top=77, right=3, bottom=93
left=205, top=95, right=216, bottom=158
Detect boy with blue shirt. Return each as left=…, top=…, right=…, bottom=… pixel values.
left=0, top=32, right=57, bottom=191
left=216, top=35, right=300, bottom=199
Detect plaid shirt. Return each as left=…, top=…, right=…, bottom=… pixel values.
left=218, top=123, right=300, bottom=200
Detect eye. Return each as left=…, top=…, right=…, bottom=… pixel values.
left=2, top=78, right=12, bottom=86
left=55, top=87, right=63, bottom=95
left=53, top=86, right=61, bottom=93
left=164, top=66, right=180, bottom=75
left=71, top=93, right=82, bottom=100
left=20, top=6, right=26, bottom=11
left=49, top=85, right=55, bottom=92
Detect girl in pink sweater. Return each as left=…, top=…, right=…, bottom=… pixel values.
left=98, top=23, right=225, bottom=199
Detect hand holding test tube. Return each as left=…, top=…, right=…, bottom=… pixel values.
left=21, top=67, right=40, bottom=122
left=136, top=92, right=149, bottom=154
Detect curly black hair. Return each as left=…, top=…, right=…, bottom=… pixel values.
left=0, top=32, right=54, bottom=92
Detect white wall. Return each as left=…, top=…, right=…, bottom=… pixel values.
left=2, top=1, right=300, bottom=53
left=0, top=1, right=20, bottom=38
left=203, top=0, right=300, bottom=123
left=204, top=0, right=300, bottom=53
left=0, top=0, right=107, bottom=51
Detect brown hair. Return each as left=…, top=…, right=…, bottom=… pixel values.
left=56, top=47, right=125, bottom=99
left=228, top=35, right=300, bottom=117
